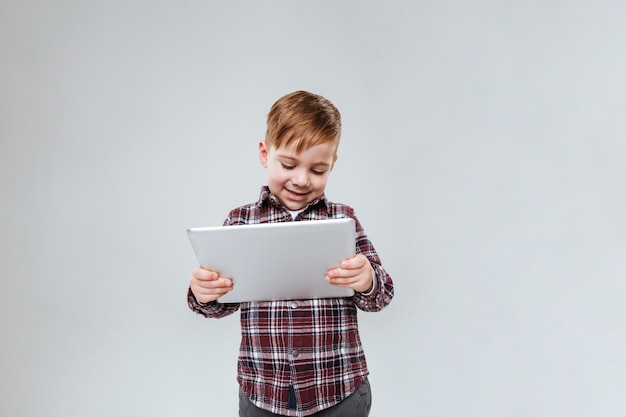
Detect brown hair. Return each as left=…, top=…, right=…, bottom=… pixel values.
left=265, top=90, right=342, bottom=154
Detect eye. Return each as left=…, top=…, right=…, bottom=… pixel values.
left=312, top=169, right=327, bottom=175
left=281, top=163, right=295, bottom=170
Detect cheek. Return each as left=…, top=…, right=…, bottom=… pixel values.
left=311, top=175, right=329, bottom=190
left=267, top=166, right=290, bottom=183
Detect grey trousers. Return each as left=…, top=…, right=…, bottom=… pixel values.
left=239, top=379, right=372, bottom=417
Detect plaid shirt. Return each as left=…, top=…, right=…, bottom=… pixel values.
left=188, top=187, right=394, bottom=416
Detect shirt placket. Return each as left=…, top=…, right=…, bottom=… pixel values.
left=286, top=299, right=300, bottom=411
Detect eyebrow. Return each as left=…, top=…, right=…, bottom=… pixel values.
left=277, top=155, right=331, bottom=168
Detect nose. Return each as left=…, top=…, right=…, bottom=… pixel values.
left=291, top=169, right=309, bottom=187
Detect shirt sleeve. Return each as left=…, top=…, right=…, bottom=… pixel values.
left=187, top=287, right=240, bottom=318
left=350, top=216, right=394, bottom=312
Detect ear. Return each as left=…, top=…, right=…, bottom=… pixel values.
left=258, top=141, right=269, bottom=168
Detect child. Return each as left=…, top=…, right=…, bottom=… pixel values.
left=188, top=90, right=394, bottom=417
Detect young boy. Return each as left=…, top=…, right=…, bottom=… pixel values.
left=188, top=90, right=394, bottom=417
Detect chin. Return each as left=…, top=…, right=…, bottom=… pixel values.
left=287, top=202, right=307, bottom=211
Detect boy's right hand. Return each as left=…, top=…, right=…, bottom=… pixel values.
left=190, top=267, right=233, bottom=303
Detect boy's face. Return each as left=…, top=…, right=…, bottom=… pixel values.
left=259, top=140, right=337, bottom=211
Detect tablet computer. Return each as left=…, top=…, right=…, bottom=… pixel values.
left=187, top=218, right=356, bottom=303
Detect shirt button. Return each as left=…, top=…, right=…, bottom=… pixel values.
left=290, top=302, right=298, bottom=309
left=292, top=349, right=300, bottom=358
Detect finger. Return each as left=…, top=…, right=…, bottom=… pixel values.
left=216, top=277, right=233, bottom=288
left=327, top=265, right=360, bottom=279
left=206, top=277, right=233, bottom=289
left=194, top=267, right=219, bottom=281
left=193, top=277, right=231, bottom=292
left=196, top=286, right=231, bottom=296
left=193, top=279, right=233, bottom=295
left=327, top=273, right=372, bottom=292
left=193, top=285, right=233, bottom=303
left=326, top=268, right=343, bottom=279
left=326, top=274, right=357, bottom=287
left=340, top=255, right=366, bottom=270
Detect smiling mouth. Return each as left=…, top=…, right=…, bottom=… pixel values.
left=285, top=188, right=309, bottom=198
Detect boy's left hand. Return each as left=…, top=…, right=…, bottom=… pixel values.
left=326, top=254, right=374, bottom=293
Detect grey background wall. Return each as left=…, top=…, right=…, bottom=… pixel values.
left=1, top=1, right=625, bottom=416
